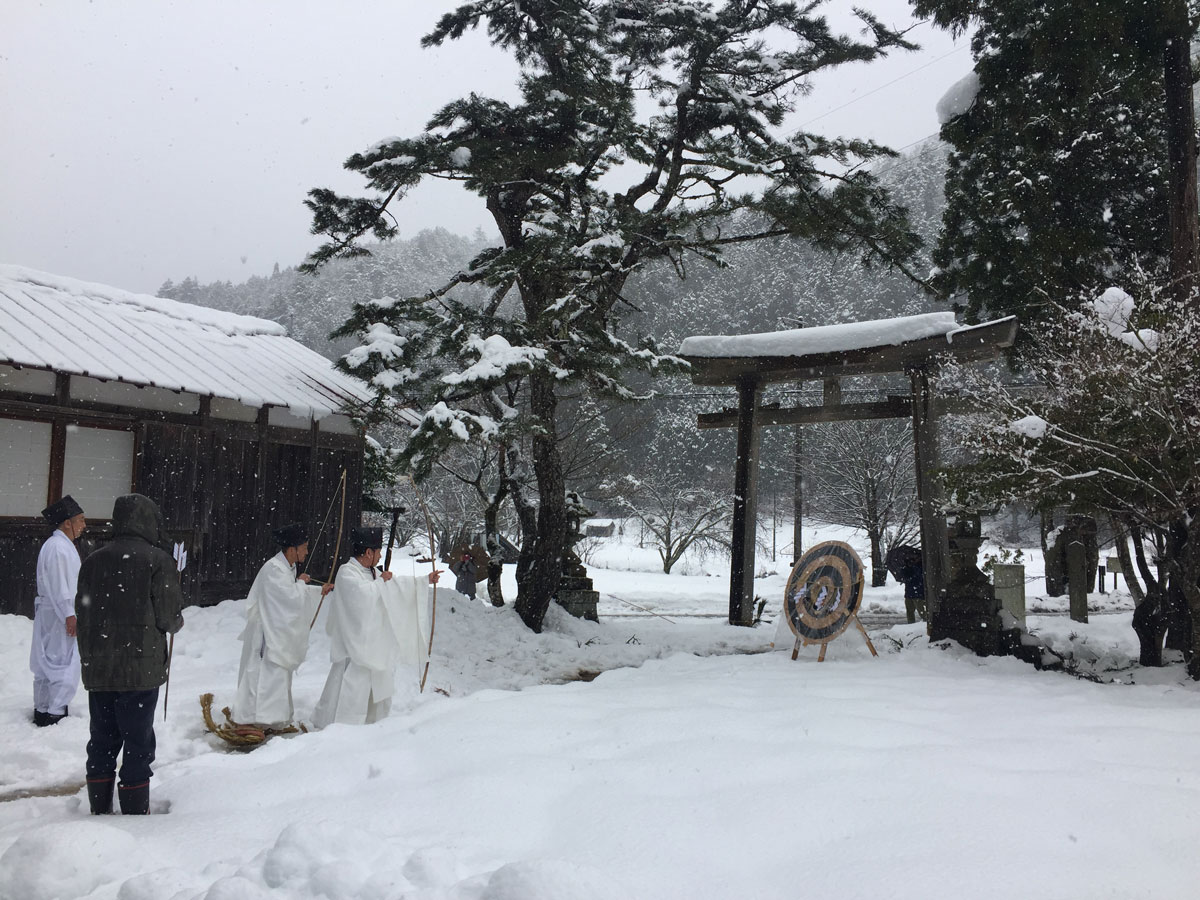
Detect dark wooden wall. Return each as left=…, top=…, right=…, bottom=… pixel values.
left=1, top=408, right=363, bottom=617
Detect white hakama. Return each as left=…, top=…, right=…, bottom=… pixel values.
left=30, top=530, right=81, bottom=716
left=234, top=552, right=323, bottom=727
left=313, top=559, right=430, bottom=728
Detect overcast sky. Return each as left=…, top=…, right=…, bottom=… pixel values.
left=1, top=1, right=972, bottom=295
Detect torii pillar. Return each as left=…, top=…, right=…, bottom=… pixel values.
left=728, top=377, right=762, bottom=626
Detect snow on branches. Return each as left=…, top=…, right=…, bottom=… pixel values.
left=944, top=280, right=1200, bottom=530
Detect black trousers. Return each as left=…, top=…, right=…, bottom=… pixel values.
left=86, top=688, right=159, bottom=786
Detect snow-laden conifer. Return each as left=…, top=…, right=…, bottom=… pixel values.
left=304, top=0, right=924, bottom=631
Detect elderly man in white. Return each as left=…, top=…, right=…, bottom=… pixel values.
left=31, top=495, right=86, bottom=726
left=313, top=526, right=439, bottom=728
left=234, top=523, right=333, bottom=727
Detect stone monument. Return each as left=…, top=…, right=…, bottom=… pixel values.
left=930, top=513, right=1008, bottom=655
left=556, top=491, right=600, bottom=622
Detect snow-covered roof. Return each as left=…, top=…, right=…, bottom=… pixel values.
left=0, top=265, right=371, bottom=420
left=678, top=311, right=961, bottom=359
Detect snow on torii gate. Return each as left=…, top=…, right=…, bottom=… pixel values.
left=678, top=311, right=1018, bottom=628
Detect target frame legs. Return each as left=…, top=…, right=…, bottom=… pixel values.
left=853, top=614, right=879, bottom=657
left=788, top=616, right=878, bottom=662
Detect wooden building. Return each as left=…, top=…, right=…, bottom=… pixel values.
left=0, top=266, right=374, bottom=616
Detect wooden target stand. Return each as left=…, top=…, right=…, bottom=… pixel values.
left=784, top=541, right=878, bottom=662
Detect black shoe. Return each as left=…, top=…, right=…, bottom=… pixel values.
left=43, top=711, right=67, bottom=726
left=118, top=781, right=150, bottom=815
left=33, top=710, right=51, bottom=727
left=87, top=777, right=115, bottom=815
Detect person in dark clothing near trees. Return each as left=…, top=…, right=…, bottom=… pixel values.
left=453, top=551, right=478, bottom=601
left=75, top=494, right=184, bottom=815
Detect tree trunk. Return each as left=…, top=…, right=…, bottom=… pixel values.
left=1109, top=516, right=1145, bottom=605
left=1174, top=519, right=1200, bottom=679
left=1131, top=525, right=1159, bottom=594
left=1164, top=521, right=1191, bottom=652
left=514, top=370, right=567, bottom=632
left=1133, top=586, right=1168, bottom=667
left=509, top=482, right=537, bottom=578
left=484, top=498, right=505, bottom=607
left=868, top=528, right=886, bottom=587
left=1162, top=1, right=1200, bottom=303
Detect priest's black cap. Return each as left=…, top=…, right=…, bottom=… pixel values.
left=351, top=526, right=383, bottom=553
left=42, top=495, right=84, bottom=527
left=272, top=523, right=309, bottom=549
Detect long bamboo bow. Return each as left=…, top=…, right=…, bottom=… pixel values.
left=408, top=474, right=438, bottom=693
left=308, top=469, right=348, bottom=629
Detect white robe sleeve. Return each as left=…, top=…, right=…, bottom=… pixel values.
left=380, top=576, right=430, bottom=674
left=256, top=558, right=323, bottom=670
left=39, top=532, right=81, bottom=622
left=327, top=562, right=392, bottom=670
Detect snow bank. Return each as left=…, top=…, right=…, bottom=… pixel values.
left=0, top=820, right=136, bottom=900
left=0, top=526, right=1196, bottom=900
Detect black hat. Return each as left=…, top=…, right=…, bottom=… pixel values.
left=272, top=523, right=309, bottom=549
left=42, top=495, right=84, bottom=527
left=351, top=526, right=383, bottom=553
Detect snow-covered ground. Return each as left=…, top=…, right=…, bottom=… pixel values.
left=1, top=524, right=1197, bottom=900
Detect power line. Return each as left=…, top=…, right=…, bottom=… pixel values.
left=798, top=44, right=969, bottom=130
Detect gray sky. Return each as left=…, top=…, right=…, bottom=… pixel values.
left=1, top=1, right=971, bottom=295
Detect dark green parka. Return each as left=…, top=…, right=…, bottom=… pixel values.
left=75, top=494, right=184, bottom=692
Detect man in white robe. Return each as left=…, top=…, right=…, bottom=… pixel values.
left=313, top=526, right=439, bottom=728
left=30, top=495, right=86, bottom=726
left=234, top=523, right=333, bottom=727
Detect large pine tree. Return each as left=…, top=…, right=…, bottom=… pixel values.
left=304, top=0, right=925, bottom=632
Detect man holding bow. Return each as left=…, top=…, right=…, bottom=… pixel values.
left=234, top=523, right=333, bottom=728
left=313, top=526, right=438, bottom=727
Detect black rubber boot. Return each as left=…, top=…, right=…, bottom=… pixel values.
left=87, top=777, right=114, bottom=815
left=118, top=781, right=150, bottom=815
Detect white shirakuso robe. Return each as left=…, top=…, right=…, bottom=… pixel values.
left=234, top=552, right=324, bottom=726
left=312, top=559, right=430, bottom=728
left=30, top=529, right=81, bottom=715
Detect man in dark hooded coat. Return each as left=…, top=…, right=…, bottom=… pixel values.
left=75, top=493, right=184, bottom=815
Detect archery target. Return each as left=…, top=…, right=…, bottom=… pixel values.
left=784, top=541, right=865, bottom=643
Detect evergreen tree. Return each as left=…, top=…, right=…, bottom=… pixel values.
left=303, top=0, right=926, bottom=632
left=913, top=0, right=1177, bottom=334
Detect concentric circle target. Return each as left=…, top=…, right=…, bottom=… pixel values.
left=783, top=541, right=865, bottom=643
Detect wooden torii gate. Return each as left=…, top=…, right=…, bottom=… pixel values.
left=678, top=312, right=1018, bottom=628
